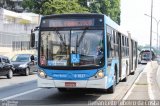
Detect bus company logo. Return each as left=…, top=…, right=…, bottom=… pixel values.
left=52, top=74, right=67, bottom=78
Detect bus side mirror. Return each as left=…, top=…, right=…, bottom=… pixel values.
left=30, top=32, right=35, bottom=47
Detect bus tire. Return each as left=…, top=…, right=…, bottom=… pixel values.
left=107, top=70, right=116, bottom=94
left=130, top=71, right=135, bottom=75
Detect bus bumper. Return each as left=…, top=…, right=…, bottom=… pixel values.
left=37, top=77, right=108, bottom=89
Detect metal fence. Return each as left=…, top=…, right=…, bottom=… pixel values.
left=12, top=41, right=38, bottom=51
left=0, top=19, right=37, bottom=51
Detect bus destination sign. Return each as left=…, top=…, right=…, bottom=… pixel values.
left=42, top=19, right=94, bottom=27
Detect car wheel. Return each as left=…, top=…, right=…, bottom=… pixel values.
left=7, top=69, right=13, bottom=79
left=25, top=68, right=30, bottom=76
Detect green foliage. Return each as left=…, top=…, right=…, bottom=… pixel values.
left=78, top=0, right=88, bottom=8
left=89, top=0, right=120, bottom=24
left=42, top=0, right=88, bottom=15
left=22, top=0, right=48, bottom=14
left=22, top=0, right=34, bottom=10
left=21, top=0, right=120, bottom=24
left=89, top=2, right=101, bottom=13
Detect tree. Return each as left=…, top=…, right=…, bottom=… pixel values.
left=78, top=0, right=88, bottom=7
left=89, top=0, right=120, bottom=24
left=108, top=0, right=121, bottom=24
left=42, top=0, right=88, bottom=15
left=22, top=0, right=47, bottom=14
left=22, top=0, right=88, bottom=15
left=89, top=2, right=101, bottom=13
left=21, top=0, right=120, bottom=24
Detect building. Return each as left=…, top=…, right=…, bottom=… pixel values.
left=0, top=8, right=39, bottom=55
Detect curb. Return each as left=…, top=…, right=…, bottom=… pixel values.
left=156, top=66, right=160, bottom=92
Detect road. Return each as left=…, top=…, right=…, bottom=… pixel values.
left=0, top=65, right=148, bottom=106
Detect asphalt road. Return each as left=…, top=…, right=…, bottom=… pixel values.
left=0, top=65, right=145, bottom=106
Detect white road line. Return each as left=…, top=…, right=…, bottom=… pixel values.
left=123, top=62, right=156, bottom=100
left=122, top=71, right=143, bottom=100
left=0, top=88, right=42, bottom=101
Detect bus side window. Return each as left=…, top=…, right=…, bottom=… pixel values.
left=107, top=35, right=110, bottom=58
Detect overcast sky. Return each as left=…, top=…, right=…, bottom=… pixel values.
left=121, top=0, right=160, bottom=47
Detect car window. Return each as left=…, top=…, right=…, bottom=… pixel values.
left=0, top=58, right=1, bottom=63
left=2, top=58, right=6, bottom=63
left=11, top=55, right=30, bottom=62
left=6, top=58, right=10, bottom=63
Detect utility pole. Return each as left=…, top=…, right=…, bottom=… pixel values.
left=150, top=0, right=153, bottom=61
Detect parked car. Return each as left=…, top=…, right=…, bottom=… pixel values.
left=11, top=54, right=37, bottom=76
left=0, top=55, right=14, bottom=79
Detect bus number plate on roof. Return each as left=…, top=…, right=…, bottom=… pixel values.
left=65, top=82, right=76, bottom=87
left=47, top=19, right=94, bottom=27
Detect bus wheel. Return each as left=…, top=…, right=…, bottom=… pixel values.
left=107, top=71, right=116, bottom=94
left=57, top=88, right=68, bottom=92
left=130, top=71, right=135, bottom=75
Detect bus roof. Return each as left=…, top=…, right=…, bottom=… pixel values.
left=41, top=13, right=136, bottom=42
left=41, top=13, right=104, bottom=19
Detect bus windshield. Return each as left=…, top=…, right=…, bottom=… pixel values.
left=39, top=29, right=104, bottom=68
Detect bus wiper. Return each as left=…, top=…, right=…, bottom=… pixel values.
left=75, top=34, right=78, bottom=54
left=56, top=31, right=66, bottom=46
left=77, top=28, right=87, bottom=47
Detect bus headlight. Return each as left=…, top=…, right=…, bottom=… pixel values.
left=38, top=70, right=46, bottom=79
left=97, top=70, right=104, bottom=78
left=38, top=70, right=52, bottom=80
left=90, top=70, right=104, bottom=80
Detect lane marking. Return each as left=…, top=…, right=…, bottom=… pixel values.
left=123, top=62, right=156, bottom=100
left=0, top=88, right=42, bottom=101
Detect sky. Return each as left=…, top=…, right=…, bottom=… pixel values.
left=121, top=0, right=160, bottom=47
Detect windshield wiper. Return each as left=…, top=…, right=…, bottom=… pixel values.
left=76, top=34, right=78, bottom=54
left=77, top=29, right=87, bottom=47
left=56, top=31, right=66, bottom=46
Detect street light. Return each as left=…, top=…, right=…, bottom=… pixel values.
left=144, top=13, right=160, bottom=50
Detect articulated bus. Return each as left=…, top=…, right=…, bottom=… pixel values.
left=30, top=14, right=138, bottom=93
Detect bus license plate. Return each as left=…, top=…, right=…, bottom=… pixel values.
left=65, top=82, right=76, bottom=87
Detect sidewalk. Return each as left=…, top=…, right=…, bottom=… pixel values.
left=125, top=61, right=160, bottom=100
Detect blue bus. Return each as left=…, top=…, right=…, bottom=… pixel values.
left=30, top=14, right=138, bottom=93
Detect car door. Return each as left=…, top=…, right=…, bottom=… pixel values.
left=2, top=58, right=10, bottom=71
left=0, top=57, right=3, bottom=71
